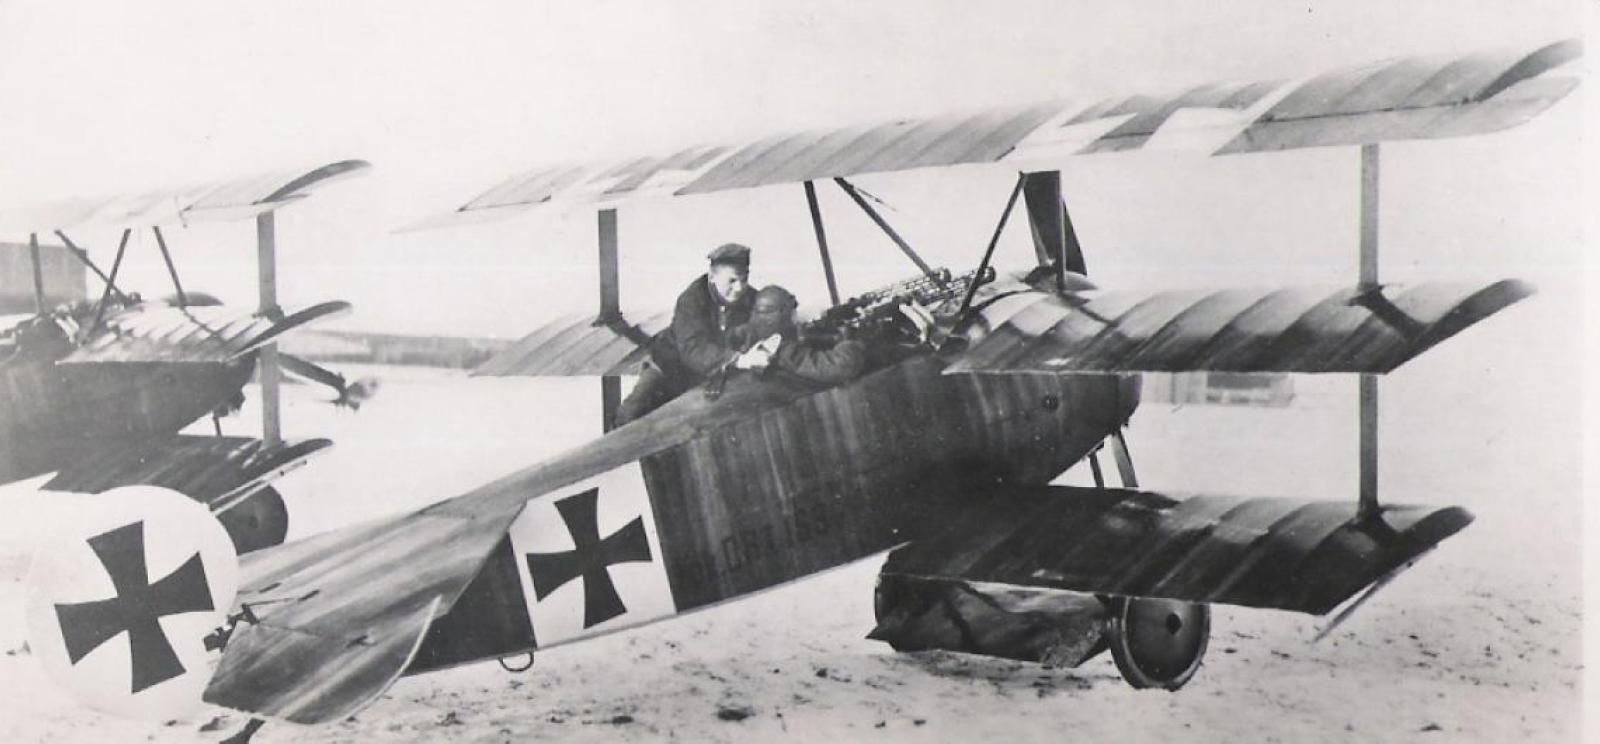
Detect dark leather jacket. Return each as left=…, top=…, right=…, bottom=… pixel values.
left=650, top=275, right=753, bottom=380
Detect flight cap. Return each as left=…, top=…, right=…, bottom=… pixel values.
left=707, top=242, right=752, bottom=268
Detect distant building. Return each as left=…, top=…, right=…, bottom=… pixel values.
left=0, top=242, right=86, bottom=314
left=279, top=330, right=512, bottom=370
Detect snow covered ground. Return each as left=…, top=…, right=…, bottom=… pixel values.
left=0, top=280, right=1584, bottom=743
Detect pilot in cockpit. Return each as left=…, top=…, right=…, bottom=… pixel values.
left=724, top=285, right=867, bottom=387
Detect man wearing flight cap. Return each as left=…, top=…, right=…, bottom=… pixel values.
left=726, top=285, right=866, bottom=388
left=615, top=243, right=756, bottom=426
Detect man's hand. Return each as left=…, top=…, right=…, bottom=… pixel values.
left=734, top=346, right=772, bottom=370
left=733, top=334, right=783, bottom=370
left=753, top=333, right=783, bottom=355
left=897, top=300, right=935, bottom=344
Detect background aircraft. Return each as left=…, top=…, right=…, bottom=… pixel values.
left=10, top=36, right=1580, bottom=743
left=0, top=161, right=372, bottom=552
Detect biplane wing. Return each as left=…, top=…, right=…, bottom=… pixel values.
left=874, top=485, right=1469, bottom=617
left=946, top=279, right=1534, bottom=375
left=0, top=160, right=370, bottom=235
left=410, top=39, right=1579, bottom=228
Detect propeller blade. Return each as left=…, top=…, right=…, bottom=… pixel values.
left=278, top=352, right=379, bottom=410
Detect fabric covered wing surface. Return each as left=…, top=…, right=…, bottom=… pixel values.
left=946, top=280, right=1533, bottom=375
left=0, top=160, right=370, bottom=234
left=42, top=435, right=330, bottom=504
left=59, top=301, right=350, bottom=365
left=879, top=486, right=1472, bottom=615
left=411, top=39, right=1578, bottom=227
left=1217, top=39, right=1581, bottom=153
left=472, top=311, right=669, bottom=377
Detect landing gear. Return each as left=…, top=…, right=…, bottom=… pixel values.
left=1104, top=596, right=1209, bottom=690
left=215, top=486, right=289, bottom=554
left=220, top=718, right=265, bottom=744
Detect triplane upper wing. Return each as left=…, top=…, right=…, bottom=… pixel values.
left=0, top=160, right=370, bottom=236
left=411, top=38, right=1578, bottom=229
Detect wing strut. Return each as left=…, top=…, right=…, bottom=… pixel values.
left=1109, top=430, right=1139, bottom=488
left=1021, top=171, right=1087, bottom=288
left=256, top=213, right=281, bottom=447
left=26, top=233, right=46, bottom=315
left=1357, top=143, right=1380, bottom=521
left=54, top=231, right=130, bottom=304
left=802, top=181, right=841, bottom=306
left=598, top=208, right=623, bottom=432
left=87, top=228, right=132, bottom=335
left=833, top=177, right=937, bottom=281
left=957, top=173, right=1025, bottom=319
left=152, top=226, right=188, bottom=307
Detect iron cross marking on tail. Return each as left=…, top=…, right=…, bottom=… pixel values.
left=525, top=488, right=653, bottom=628
left=53, top=521, right=213, bottom=693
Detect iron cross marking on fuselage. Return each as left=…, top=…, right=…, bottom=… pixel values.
left=525, top=488, right=653, bottom=628
left=53, top=521, right=213, bottom=693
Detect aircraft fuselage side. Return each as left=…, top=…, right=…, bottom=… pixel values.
left=0, top=329, right=253, bottom=483
left=407, top=353, right=1139, bottom=673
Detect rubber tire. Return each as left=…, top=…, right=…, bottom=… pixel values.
left=216, top=486, right=290, bottom=554
left=1105, top=596, right=1209, bottom=690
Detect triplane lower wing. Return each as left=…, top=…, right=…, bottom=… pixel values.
left=16, top=38, right=1580, bottom=737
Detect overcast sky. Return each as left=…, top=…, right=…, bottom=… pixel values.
left=0, top=0, right=1587, bottom=336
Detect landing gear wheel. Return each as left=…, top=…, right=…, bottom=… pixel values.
left=1105, top=596, right=1209, bottom=690
left=215, top=486, right=289, bottom=554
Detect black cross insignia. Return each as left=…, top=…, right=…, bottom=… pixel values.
left=525, top=488, right=653, bottom=628
left=53, top=521, right=213, bottom=694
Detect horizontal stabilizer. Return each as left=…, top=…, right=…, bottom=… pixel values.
left=202, top=502, right=526, bottom=721
left=947, top=280, right=1532, bottom=375
left=60, top=300, right=351, bottom=365
left=473, top=311, right=668, bottom=377
left=205, top=596, right=439, bottom=724
left=880, top=486, right=1471, bottom=615
left=43, top=435, right=330, bottom=505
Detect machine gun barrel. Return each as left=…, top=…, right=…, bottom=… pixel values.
left=808, top=266, right=995, bottom=342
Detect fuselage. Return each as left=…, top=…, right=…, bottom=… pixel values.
left=0, top=311, right=254, bottom=484
left=406, top=347, right=1141, bottom=673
